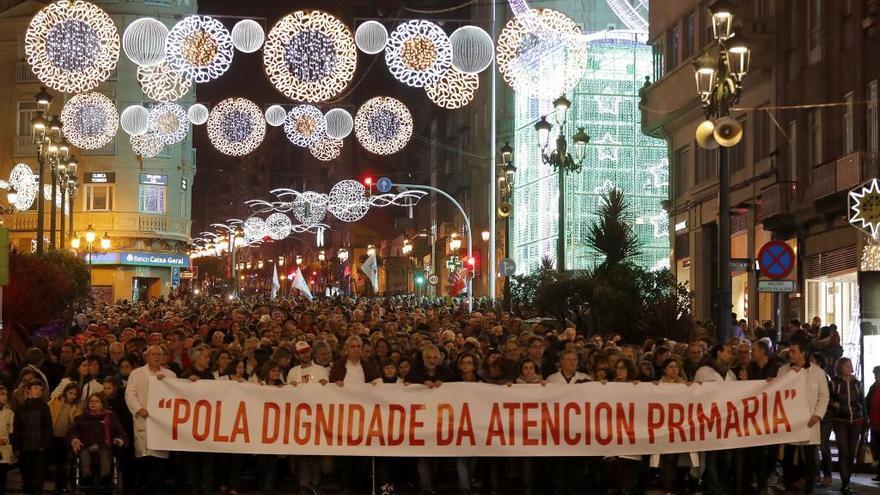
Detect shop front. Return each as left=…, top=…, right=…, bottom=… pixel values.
left=86, top=251, right=190, bottom=303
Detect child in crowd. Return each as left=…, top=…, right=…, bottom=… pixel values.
left=0, top=386, right=14, bottom=495
left=13, top=380, right=52, bottom=495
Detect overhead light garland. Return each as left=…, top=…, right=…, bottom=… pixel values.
left=328, top=179, right=371, bottom=223
left=187, top=103, right=209, bottom=125
left=243, top=216, right=268, bottom=242
left=61, top=92, right=118, bottom=150
left=25, top=0, right=120, bottom=94
left=130, top=132, right=164, bottom=158
left=207, top=97, right=266, bottom=156
left=137, top=61, right=192, bottom=102
left=165, top=15, right=234, bottom=83
left=324, top=108, right=353, bottom=139
left=309, top=135, right=343, bottom=161
left=291, top=191, right=328, bottom=225
left=120, top=104, right=150, bottom=136
left=265, top=212, right=293, bottom=240
left=284, top=104, right=326, bottom=148
left=263, top=10, right=357, bottom=102
left=231, top=19, right=264, bottom=53
left=449, top=25, right=494, bottom=74
left=385, top=20, right=452, bottom=88
left=8, top=164, right=38, bottom=211
left=264, top=105, right=287, bottom=127
left=355, top=20, right=388, bottom=55
left=123, top=17, right=168, bottom=67
left=425, top=67, right=479, bottom=109
left=354, top=96, right=413, bottom=155
left=148, top=102, right=188, bottom=146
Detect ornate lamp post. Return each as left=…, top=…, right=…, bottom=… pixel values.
left=498, top=142, right=516, bottom=308
left=72, top=224, right=110, bottom=281
left=692, top=0, right=751, bottom=341
left=534, top=94, right=590, bottom=271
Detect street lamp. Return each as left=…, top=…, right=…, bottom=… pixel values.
left=534, top=93, right=590, bottom=271
left=693, top=0, right=751, bottom=341
left=318, top=250, right=325, bottom=262
left=367, top=245, right=376, bottom=257
left=449, top=234, right=461, bottom=252
left=100, top=232, right=111, bottom=251
left=481, top=230, right=490, bottom=242
left=72, top=224, right=109, bottom=283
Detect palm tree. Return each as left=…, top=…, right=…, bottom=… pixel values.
left=585, top=189, right=641, bottom=270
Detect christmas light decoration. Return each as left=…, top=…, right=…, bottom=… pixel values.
left=60, top=92, right=118, bottom=150
left=231, top=19, right=264, bottom=53
left=187, top=103, right=209, bottom=125
left=123, top=17, right=168, bottom=67
left=309, top=135, right=343, bottom=161
left=328, top=179, right=370, bottom=223
left=324, top=108, right=353, bottom=139
left=243, top=216, right=268, bottom=242
left=263, top=10, right=357, bottom=102
left=137, top=61, right=192, bottom=102
left=355, top=20, right=387, bottom=55
left=148, top=102, right=188, bottom=146
left=266, top=212, right=293, bottom=240
left=264, top=105, right=287, bottom=127
left=850, top=178, right=880, bottom=237
left=425, top=67, right=479, bottom=109
left=385, top=20, right=451, bottom=88
left=207, top=97, right=266, bottom=156
left=496, top=9, right=589, bottom=98
left=166, top=15, right=234, bottom=83
left=120, top=104, right=150, bottom=136
left=291, top=191, right=328, bottom=225
left=8, top=164, right=38, bottom=211
left=130, top=132, right=164, bottom=158
left=449, top=26, right=494, bottom=74
left=25, top=0, right=120, bottom=94
left=284, top=105, right=326, bottom=148
left=354, top=96, right=412, bottom=155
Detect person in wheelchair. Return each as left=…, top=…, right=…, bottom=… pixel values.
left=68, top=393, right=127, bottom=486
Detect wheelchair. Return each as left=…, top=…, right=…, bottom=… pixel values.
left=70, top=444, right=123, bottom=495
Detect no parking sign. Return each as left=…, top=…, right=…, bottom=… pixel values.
left=757, top=241, right=795, bottom=280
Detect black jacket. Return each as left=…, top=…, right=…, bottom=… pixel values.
left=13, top=398, right=52, bottom=451
left=829, top=376, right=866, bottom=423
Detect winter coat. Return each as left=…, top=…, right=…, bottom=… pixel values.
left=12, top=398, right=51, bottom=451
left=68, top=410, right=127, bottom=448
left=0, top=406, right=14, bottom=463
left=829, top=376, right=866, bottom=423
left=48, top=397, right=82, bottom=435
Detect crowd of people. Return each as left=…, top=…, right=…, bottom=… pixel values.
left=0, top=293, right=876, bottom=495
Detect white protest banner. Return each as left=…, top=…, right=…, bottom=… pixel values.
left=147, top=372, right=810, bottom=457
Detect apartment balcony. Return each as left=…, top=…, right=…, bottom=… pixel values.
left=760, top=182, right=797, bottom=234
left=812, top=151, right=880, bottom=212
left=80, top=140, right=116, bottom=156
left=15, top=62, right=38, bottom=83
left=14, top=136, right=36, bottom=157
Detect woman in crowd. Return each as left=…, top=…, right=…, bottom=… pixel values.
left=48, top=382, right=81, bottom=493
left=829, top=357, right=866, bottom=495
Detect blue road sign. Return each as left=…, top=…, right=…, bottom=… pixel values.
left=376, top=177, right=392, bottom=193
left=499, top=258, right=517, bottom=277
left=757, top=241, right=795, bottom=280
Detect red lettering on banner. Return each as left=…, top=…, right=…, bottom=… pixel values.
left=772, top=391, right=791, bottom=433
left=347, top=404, right=365, bottom=446
left=761, top=392, right=770, bottom=434
left=437, top=404, right=454, bottom=446
left=563, top=403, right=581, bottom=445
left=457, top=403, right=476, bottom=446
left=522, top=402, right=538, bottom=446
left=741, top=396, right=760, bottom=436
left=366, top=405, right=385, bottom=446
left=647, top=403, right=664, bottom=444
left=283, top=403, right=291, bottom=445
left=388, top=404, right=405, bottom=446
left=696, top=402, right=721, bottom=440
left=262, top=403, right=280, bottom=443
left=316, top=404, right=334, bottom=445
left=724, top=401, right=743, bottom=438
left=616, top=403, right=635, bottom=445
left=503, top=403, right=521, bottom=446
left=230, top=401, right=249, bottom=443
left=294, top=403, right=311, bottom=445
left=687, top=403, right=696, bottom=441
left=409, top=404, right=425, bottom=446
left=668, top=403, right=685, bottom=443
left=583, top=402, right=591, bottom=445
left=212, top=402, right=229, bottom=442
left=336, top=404, right=344, bottom=445
left=595, top=403, right=613, bottom=446
left=486, top=404, right=505, bottom=446
left=192, top=400, right=211, bottom=442
left=541, top=403, right=559, bottom=446
left=172, top=398, right=191, bottom=440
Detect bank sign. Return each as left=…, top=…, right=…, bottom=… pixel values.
left=86, top=251, right=190, bottom=268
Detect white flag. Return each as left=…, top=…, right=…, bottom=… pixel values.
left=271, top=263, right=280, bottom=299
left=360, top=254, right=379, bottom=293
left=291, top=267, right=313, bottom=300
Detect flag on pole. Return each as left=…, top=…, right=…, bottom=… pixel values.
left=360, top=254, right=379, bottom=293
left=271, top=263, right=280, bottom=299
left=291, top=267, right=313, bottom=300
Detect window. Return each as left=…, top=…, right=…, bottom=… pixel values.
left=17, top=101, right=39, bottom=136
left=683, top=12, right=696, bottom=60
left=868, top=81, right=878, bottom=153
left=695, top=145, right=718, bottom=183
left=808, top=109, right=822, bottom=166
left=788, top=120, right=798, bottom=183
left=729, top=117, right=748, bottom=172
left=844, top=92, right=854, bottom=155
left=808, top=0, right=822, bottom=63
left=666, top=26, right=679, bottom=70
left=673, top=146, right=689, bottom=199
left=652, top=38, right=665, bottom=81
left=139, top=184, right=166, bottom=214
left=702, top=6, right=713, bottom=46
left=754, top=106, right=771, bottom=160
left=755, top=0, right=771, bottom=18
left=84, top=184, right=113, bottom=211
left=180, top=190, right=187, bottom=218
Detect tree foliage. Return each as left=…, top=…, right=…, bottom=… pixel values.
left=585, top=189, right=641, bottom=271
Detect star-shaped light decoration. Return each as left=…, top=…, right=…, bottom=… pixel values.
left=593, top=132, right=621, bottom=162
left=593, top=94, right=622, bottom=115
left=649, top=214, right=669, bottom=238
left=849, top=178, right=880, bottom=237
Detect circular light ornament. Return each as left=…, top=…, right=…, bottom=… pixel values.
left=166, top=15, right=234, bottom=83
left=120, top=105, right=150, bottom=136
left=354, top=96, right=413, bottom=155
left=207, top=97, right=266, bottom=156
left=449, top=25, right=494, bottom=74
left=265, top=212, right=293, bottom=240
left=25, top=0, right=120, bottom=94
left=284, top=105, right=326, bottom=148
left=60, top=92, right=118, bottom=150
left=425, top=67, right=479, bottom=109
left=9, top=164, right=38, bottom=211
left=264, top=105, right=287, bottom=127
left=123, top=17, right=168, bottom=66
left=355, top=20, right=387, bottom=55
left=188, top=103, right=209, bottom=125
left=130, top=133, right=164, bottom=158
left=137, top=61, right=192, bottom=102
left=291, top=191, right=328, bottom=225
left=309, top=135, right=343, bottom=161
left=324, top=108, right=353, bottom=139
left=243, top=216, right=268, bottom=242
left=231, top=19, right=264, bottom=53
left=263, top=10, right=357, bottom=102
left=496, top=9, right=589, bottom=98
left=385, top=20, right=452, bottom=88
left=148, top=102, right=188, bottom=145
left=328, top=179, right=371, bottom=223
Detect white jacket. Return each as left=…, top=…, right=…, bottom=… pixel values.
left=125, top=365, right=176, bottom=458
left=693, top=364, right=737, bottom=383
left=776, top=363, right=829, bottom=445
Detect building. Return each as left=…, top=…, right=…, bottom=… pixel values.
left=641, top=0, right=880, bottom=378
left=0, top=0, right=197, bottom=302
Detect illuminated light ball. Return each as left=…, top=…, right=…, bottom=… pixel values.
left=207, top=97, right=266, bottom=156
left=231, top=19, right=264, bottom=53
left=243, top=216, right=267, bottom=242
left=188, top=103, right=209, bottom=125
left=328, top=179, right=370, bottom=223
left=355, top=20, right=387, bottom=55
left=148, top=102, right=188, bottom=145
left=324, top=108, right=353, bottom=139
left=130, top=133, right=164, bottom=158
left=137, top=61, right=192, bottom=102
left=385, top=20, right=451, bottom=88
left=425, top=67, right=479, bottom=109
left=264, top=104, right=287, bottom=127
left=449, top=25, right=494, bottom=74
left=309, top=135, right=343, bottom=161
left=284, top=105, right=326, bottom=148
left=354, top=96, right=413, bottom=155
left=8, top=164, right=38, bottom=211
left=291, top=191, right=328, bottom=225
left=165, top=15, right=234, bottom=83
left=120, top=105, right=150, bottom=136
left=123, top=17, right=168, bottom=66
left=60, top=92, right=119, bottom=150
left=265, top=212, right=293, bottom=240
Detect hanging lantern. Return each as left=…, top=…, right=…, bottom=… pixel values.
left=120, top=105, right=150, bottom=136
left=264, top=104, right=287, bottom=127
left=355, top=20, right=387, bottom=55
left=324, top=108, right=353, bottom=139
left=123, top=17, right=168, bottom=67
left=231, top=19, right=264, bottom=53
left=449, top=25, right=494, bottom=74
left=187, top=103, right=209, bottom=125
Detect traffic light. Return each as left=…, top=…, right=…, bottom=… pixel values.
left=414, top=270, right=425, bottom=286
left=364, top=177, right=373, bottom=186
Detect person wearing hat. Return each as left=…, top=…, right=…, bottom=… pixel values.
left=286, top=341, right=328, bottom=386
left=13, top=379, right=52, bottom=495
